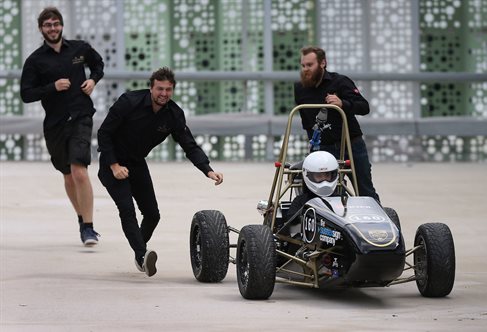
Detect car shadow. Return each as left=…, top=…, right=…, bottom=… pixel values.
left=270, top=284, right=390, bottom=308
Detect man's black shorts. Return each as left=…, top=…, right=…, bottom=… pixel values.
left=44, top=116, right=93, bottom=174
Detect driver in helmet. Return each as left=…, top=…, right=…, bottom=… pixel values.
left=284, top=151, right=339, bottom=225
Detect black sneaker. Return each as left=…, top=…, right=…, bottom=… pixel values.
left=80, top=228, right=100, bottom=246
left=134, top=256, right=144, bottom=272
left=143, top=250, right=158, bottom=277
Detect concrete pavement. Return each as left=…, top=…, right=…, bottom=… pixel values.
left=1, top=161, right=486, bottom=331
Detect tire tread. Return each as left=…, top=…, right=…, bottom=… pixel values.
left=190, top=210, right=229, bottom=282
left=237, top=225, right=276, bottom=299
left=415, top=223, right=455, bottom=297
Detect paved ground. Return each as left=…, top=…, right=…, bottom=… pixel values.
left=1, top=161, right=486, bottom=331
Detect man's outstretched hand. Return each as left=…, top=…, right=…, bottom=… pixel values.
left=208, top=171, right=223, bottom=185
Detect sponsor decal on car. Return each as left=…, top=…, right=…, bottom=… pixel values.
left=319, top=225, right=341, bottom=245
left=368, top=230, right=389, bottom=242
left=347, top=205, right=372, bottom=209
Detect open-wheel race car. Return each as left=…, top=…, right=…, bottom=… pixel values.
left=189, top=104, right=456, bottom=300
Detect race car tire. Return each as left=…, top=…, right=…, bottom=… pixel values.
left=190, top=210, right=229, bottom=282
left=236, top=225, right=276, bottom=299
left=383, top=206, right=405, bottom=252
left=383, top=207, right=401, bottom=231
left=414, top=223, right=455, bottom=297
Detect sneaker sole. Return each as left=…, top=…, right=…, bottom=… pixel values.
left=144, top=251, right=158, bottom=277
left=83, top=239, right=98, bottom=246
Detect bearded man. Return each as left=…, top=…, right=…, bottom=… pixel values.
left=293, top=46, right=380, bottom=203
left=21, top=7, right=104, bottom=245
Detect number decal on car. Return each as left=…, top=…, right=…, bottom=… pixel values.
left=303, top=207, right=317, bottom=243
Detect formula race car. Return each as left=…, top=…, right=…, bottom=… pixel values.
left=189, top=104, right=455, bottom=300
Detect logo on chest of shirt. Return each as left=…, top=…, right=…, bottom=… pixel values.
left=72, top=56, right=85, bottom=65
left=156, top=125, right=171, bottom=134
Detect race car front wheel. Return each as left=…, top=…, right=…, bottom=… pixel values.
left=383, top=207, right=401, bottom=231
left=383, top=206, right=405, bottom=252
left=190, top=210, right=229, bottom=282
left=414, top=223, right=455, bottom=297
left=236, top=224, right=276, bottom=300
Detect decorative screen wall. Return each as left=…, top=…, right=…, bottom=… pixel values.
left=418, top=0, right=486, bottom=161
left=1, top=0, right=486, bottom=162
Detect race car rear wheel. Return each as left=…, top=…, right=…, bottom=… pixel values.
left=414, top=223, right=455, bottom=297
left=236, top=225, right=276, bottom=299
left=190, top=210, right=229, bottom=282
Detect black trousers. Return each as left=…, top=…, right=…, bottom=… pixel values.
left=98, top=158, right=160, bottom=259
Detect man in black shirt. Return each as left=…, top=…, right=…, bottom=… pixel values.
left=97, top=67, right=223, bottom=277
left=294, top=46, right=380, bottom=203
left=20, top=7, right=104, bottom=245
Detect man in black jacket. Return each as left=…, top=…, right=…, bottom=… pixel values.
left=20, top=7, right=104, bottom=245
left=294, top=46, right=379, bottom=203
left=97, top=67, right=223, bottom=277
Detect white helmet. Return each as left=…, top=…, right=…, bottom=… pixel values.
left=302, top=151, right=339, bottom=197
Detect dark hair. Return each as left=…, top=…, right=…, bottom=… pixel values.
left=300, top=46, right=327, bottom=66
left=150, top=67, right=176, bottom=88
left=38, top=7, right=64, bottom=28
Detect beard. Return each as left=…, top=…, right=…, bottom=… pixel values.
left=300, top=66, right=324, bottom=88
left=42, top=29, right=63, bottom=44
left=151, top=95, right=169, bottom=107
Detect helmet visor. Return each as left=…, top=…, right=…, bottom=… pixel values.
left=306, top=170, right=338, bottom=183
